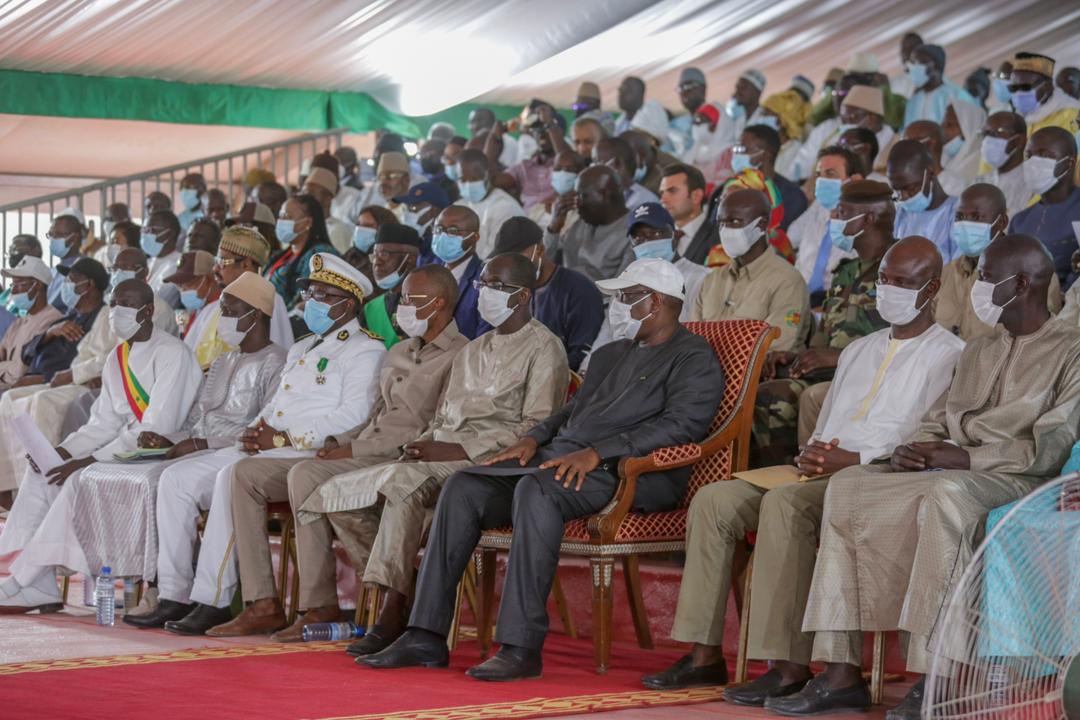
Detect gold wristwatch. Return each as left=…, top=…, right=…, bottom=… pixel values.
left=273, top=433, right=287, bottom=449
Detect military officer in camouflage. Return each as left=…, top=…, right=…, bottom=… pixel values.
left=752, top=180, right=894, bottom=467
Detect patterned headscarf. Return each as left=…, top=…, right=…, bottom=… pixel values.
left=761, top=89, right=810, bottom=142
left=706, top=169, right=794, bottom=268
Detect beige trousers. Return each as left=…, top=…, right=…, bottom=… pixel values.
left=797, top=381, right=831, bottom=448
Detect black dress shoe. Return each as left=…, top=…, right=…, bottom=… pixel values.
left=163, top=603, right=234, bottom=636
left=122, top=599, right=193, bottom=629
left=466, top=645, right=542, bottom=682
left=764, top=675, right=871, bottom=716
left=346, top=625, right=396, bottom=657
left=357, top=629, right=449, bottom=669
left=642, top=654, right=728, bottom=690
left=724, top=668, right=811, bottom=706
left=885, top=678, right=925, bottom=720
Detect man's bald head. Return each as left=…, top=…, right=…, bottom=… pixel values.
left=721, top=187, right=771, bottom=221
left=979, top=234, right=1054, bottom=323
left=878, top=236, right=942, bottom=326
left=485, top=253, right=537, bottom=291
left=882, top=235, right=942, bottom=282
left=114, top=246, right=149, bottom=274
left=437, top=204, right=479, bottom=234
left=958, top=183, right=1008, bottom=226
left=903, top=120, right=944, bottom=162
left=1028, top=126, right=1079, bottom=161
left=576, top=165, right=625, bottom=226
left=113, top=278, right=155, bottom=308
left=888, top=139, right=935, bottom=174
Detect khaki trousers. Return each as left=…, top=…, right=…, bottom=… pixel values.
left=797, top=381, right=831, bottom=447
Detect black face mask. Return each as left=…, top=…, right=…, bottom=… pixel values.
left=420, top=157, right=443, bottom=175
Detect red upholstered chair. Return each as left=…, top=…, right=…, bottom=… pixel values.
left=473, top=320, right=778, bottom=673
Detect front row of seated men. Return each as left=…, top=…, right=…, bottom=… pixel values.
left=1, top=220, right=1077, bottom=719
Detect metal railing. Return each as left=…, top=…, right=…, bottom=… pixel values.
left=0, top=128, right=347, bottom=263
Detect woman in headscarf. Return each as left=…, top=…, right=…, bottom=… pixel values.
left=705, top=168, right=794, bottom=268
left=939, top=101, right=988, bottom=196
left=762, top=89, right=812, bottom=181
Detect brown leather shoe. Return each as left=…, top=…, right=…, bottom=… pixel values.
left=270, top=605, right=344, bottom=643
left=0, top=602, right=63, bottom=615
left=205, top=598, right=287, bottom=637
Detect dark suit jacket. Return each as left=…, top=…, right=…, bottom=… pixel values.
left=682, top=213, right=720, bottom=266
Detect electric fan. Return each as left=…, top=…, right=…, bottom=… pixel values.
left=924, top=472, right=1080, bottom=720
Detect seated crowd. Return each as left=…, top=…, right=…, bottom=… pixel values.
left=2, top=37, right=1080, bottom=720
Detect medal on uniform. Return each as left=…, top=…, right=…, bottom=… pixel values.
left=316, top=357, right=328, bottom=384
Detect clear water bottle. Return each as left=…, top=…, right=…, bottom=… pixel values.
left=82, top=573, right=96, bottom=607
left=301, top=622, right=364, bottom=641
left=95, top=566, right=115, bottom=626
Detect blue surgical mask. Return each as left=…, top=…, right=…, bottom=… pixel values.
left=815, top=177, right=843, bottom=210
left=303, top=297, right=346, bottom=336
left=11, top=288, right=35, bottom=311
left=551, top=170, right=577, bottom=195
left=981, top=136, right=1014, bottom=169
left=276, top=219, right=297, bottom=245
left=432, top=232, right=469, bottom=264
left=60, top=281, right=83, bottom=308
left=1011, top=88, right=1040, bottom=116
left=992, top=78, right=1012, bottom=105
left=352, top=225, right=377, bottom=252
left=458, top=179, right=487, bottom=203
left=445, top=163, right=460, bottom=182
left=180, top=188, right=201, bottom=211
left=731, top=152, right=756, bottom=174
left=906, top=62, right=929, bottom=90
left=49, top=234, right=72, bottom=258
left=943, top=136, right=964, bottom=159
left=110, top=269, right=139, bottom=292
left=725, top=98, right=745, bottom=119
left=633, top=164, right=647, bottom=183
left=180, top=287, right=206, bottom=311
left=828, top=214, right=865, bottom=252
left=375, top=256, right=408, bottom=290
left=140, top=230, right=165, bottom=257
left=758, top=115, right=780, bottom=132
left=951, top=219, right=998, bottom=257
left=632, top=238, right=675, bottom=262
left=896, top=170, right=932, bottom=213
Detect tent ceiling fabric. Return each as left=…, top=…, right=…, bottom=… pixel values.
left=1, top=0, right=1077, bottom=119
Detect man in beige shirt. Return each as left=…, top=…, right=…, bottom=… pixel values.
left=0, top=257, right=64, bottom=391
left=937, top=183, right=1062, bottom=340
left=691, top=188, right=810, bottom=352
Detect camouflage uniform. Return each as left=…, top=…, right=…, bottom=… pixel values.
left=751, top=256, right=889, bottom=466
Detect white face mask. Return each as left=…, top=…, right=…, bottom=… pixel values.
left=396, top=298, right=436, bottom=338
left=217, top=309, right=254, bottom=347
left=1022, top=156, right=1066, bottom=196
left=477, top=286, right=520, bottom=328
left=875, top=280, right=930, bottom=326
left=109, top=305, right=145, bottom=341
left=608, top=294, right=652, bottom=342
left=719, top=216, right=764, bottom=259
left=691, top=124, right=712, bottom=144
left=106, top=244, right=122, bottom=267
left=970, top=275, right=1017, bottom=327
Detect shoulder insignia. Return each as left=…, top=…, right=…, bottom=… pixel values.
left=336, top=329, right=350, bottom=341
left=785, top=311, right=801, bottom=327
left=359, top=327, right=384, bottom=342
left=311, top=254, right=324, bottom=272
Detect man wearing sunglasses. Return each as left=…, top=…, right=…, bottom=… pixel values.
left=1007, top=51, right=1080, bottom=137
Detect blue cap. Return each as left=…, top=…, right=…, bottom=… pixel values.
left=627, top=202, right=675, bottom=235
left=392, top=182, right=450, bottom=209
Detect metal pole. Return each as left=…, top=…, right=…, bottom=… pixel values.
left=228, top=156, right=234, bottom=205
left=33, top=203, right=38, bottom=238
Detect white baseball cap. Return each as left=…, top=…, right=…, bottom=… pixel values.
left=55, top=206, right=86, bottom=227
left=1, top=256, right=53, bottom=286
left=596, top=258, right=685, bottom=301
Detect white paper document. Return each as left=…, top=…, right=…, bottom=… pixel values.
left=7, top=414, right=65, bottom=475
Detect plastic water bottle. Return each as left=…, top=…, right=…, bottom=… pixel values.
left=95, top=566, right=115, bottom=626
left=82, top=573, right=97, bottom=607
left=301, top=622, right=364, bottom=641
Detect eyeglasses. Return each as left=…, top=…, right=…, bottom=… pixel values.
left=301, top=288, right=351, bottom=303
left=400, top=293, right=431, bottom=306
left=377, top=172, right=408, bottom=182
left=215, top=257, right=240, bottom=267
left=472, top=280, right=524, bottom=293
left=432, top=224, right=472, bottom=236
left=616, top=289, right=651, bottom=304
left=371, top=248, right=411, bottom=261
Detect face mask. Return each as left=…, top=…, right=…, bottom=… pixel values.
left=180, top=188, right=201, bottom=211
left=303, top=297, right=347, bottom=336
left=951, top=219, right=1000, bottom=257
left=11, top=288, right=35, bottom=312
left=106, top=244, right=122, bottom=266
left=943, top=136, right=964, bottom=159
left=608, top=294, right=652, bottom=342
left=49, top=234, right=72, bottom=257
left=719, top=217, right=764, bottom=259
left=276, top=219, right=298, bottom=245
left=395, top=298, right=436, bottom=338
left=992, top=77, right=1012, bottom=104
left=906, top=62, right=929, bottom=90
left=217, top=309, right=254, bottom=346
left=815, top=177, right=843, bottom=210
left=352, top=225, right=377, bottom=252
left=633, top=237, right=676, bottom=262
left=758, top=115, right=780, bottom=132
left=458, top=179, right=487, bottom=204
left=477, top=285, right=520, bottom=327
left=691, top=124, right=712, bottom=144
left=551, top=170, right=577, bottom=195
left=110, top=269, right=140, bottom=291
left=633, top=164, right=647, bottom=183
left=1010, top=88, right=1040, bottom=116
left=981, top=136, right=1015, bottom=169
left=896, top=170, right=932, bottom=213
left=140, top=230, right=165, bottom=257
left=829, top=213, right=866, bottom=252
left=725, top=98, right=745, bottom=119
left=60, top=281, right=84, bottom=308
left=1022, top=156, right=1066, bottom=195
left=731, top=152, right=757, bottom=174
left=180, top=286, right=206, bottom=311
left=876, top=280, right=930, bottom=326
left=402, top=210, right=431, bottom=235
left=445, top=163, right=460, bottom=182
left=110, top=305, right=145, bottom=340
left=375, top=256, right=408, bottom=290
left=970, top=275, right=1017, bottom=326
left=102, top=220, right=115, bottom=241
left=432, top=232, right=470, bottom=264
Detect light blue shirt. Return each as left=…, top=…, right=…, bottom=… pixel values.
left=667, top=113, right=694, bottom=155
left=903, top=81, right=976, bottom=129
left=625, top=184, right=659, bottom=211
left=895, top=195, right=960, bottom=262
left=178, top=208, right=205, bottom=233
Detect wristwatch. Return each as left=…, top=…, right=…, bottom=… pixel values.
left=273, top=433, right=287, bottom=449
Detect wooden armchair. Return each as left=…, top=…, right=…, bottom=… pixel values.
left=473, top=320, right=778, bottom=673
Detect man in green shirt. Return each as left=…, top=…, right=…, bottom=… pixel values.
left=363, top=225, right=421, bottom=349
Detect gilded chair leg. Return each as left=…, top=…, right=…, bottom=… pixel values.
left=620, top=555, right=653, bottom=649
left=735, top=551, right=754, bottom=684
left=590, top=556, right=615, bottom=675
left=354, top=583, right=368, bottom=626
left=288, top=533, right=300, bottom=624
left=462, top=561, right=479, bottom=622
left=61, top=575, right=70, bottom=605
left=551, top=572, right=577, bottom=639
left=277, top=518, right=295, bottom=620
left=871, top=631, right=886, bottom=704
left=479, top=548, right=497, bottom=657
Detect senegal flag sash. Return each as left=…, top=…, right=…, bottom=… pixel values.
left=117, top=342, right=150, bottom=421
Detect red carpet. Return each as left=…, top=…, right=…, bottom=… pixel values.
left=0, top=634, right=742, bottom=719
